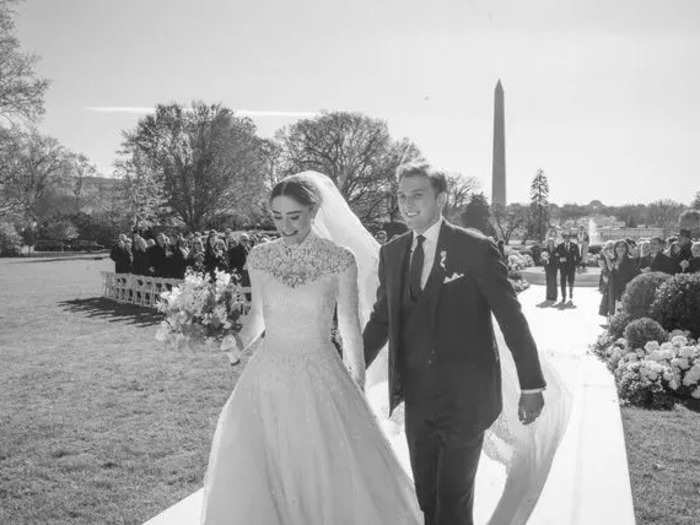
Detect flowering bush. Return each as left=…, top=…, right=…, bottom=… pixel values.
left=620, top=272, right=671, bottom=320
left=623, top=317, right=667, bottom=351
left=592, top=329, right=700, bottom=408
left=155, top=269, right=248, bottom=352
left=650, top=273, right=700, bottom=338
left=507, top=252, right=534, bottom=271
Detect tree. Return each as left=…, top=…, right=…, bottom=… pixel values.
left=646, top=199, right=686, bottom=235
left=679, top=209, right=700, bottom=238
left=276, top=111, right=422, bottom=224
left=691, top=191, right=700, bottom=210
left=120, top=102, right=273, bottom=231
left=528, top=169, right=550, bottom=242
left=0, top=127, right=72, bottom=222
left=492, top=202, right=529, bottom=244
left=444, top=172, right=479, bottom=223
left=0, top=1, right=50, bottom=123
left=67, top=153, right=97, bottom=213
left=461, top=192, right=494, bottom=235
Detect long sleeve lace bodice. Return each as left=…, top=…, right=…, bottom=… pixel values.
left=235, top=232, right=365, bottom=386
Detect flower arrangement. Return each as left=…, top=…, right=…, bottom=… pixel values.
left=592, top=329, right=700, bottom=408
left=155, top=269, right=249, bottom=352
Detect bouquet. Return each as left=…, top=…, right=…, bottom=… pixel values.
left=155, top=269, right=249, bottom=355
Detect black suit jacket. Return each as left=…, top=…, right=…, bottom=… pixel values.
left=555, top=242, right=580, bottom=270
left=363, top=220, right=546, bottom=427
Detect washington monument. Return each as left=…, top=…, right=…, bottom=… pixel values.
left=492, top=79, right=506, bottom=207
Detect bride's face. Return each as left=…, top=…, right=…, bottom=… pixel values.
left=270, top=195, right=316, bottom=245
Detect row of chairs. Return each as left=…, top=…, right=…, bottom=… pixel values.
left=100, top=272, right=183, bottom=308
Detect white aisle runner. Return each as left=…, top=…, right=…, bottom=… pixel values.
left=144, top=286, right=635, bottom=525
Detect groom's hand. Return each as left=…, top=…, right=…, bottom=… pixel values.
left=519, top=392, right=544, bottom=425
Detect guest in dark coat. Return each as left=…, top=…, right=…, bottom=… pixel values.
left=643, top=237, right=673, bottom=274
left=187, top=238, right=206, bottom=274
left=147, top=234, right=168, bottom=277
left=675, top=229, right=694, bottom=274
left=131, top=235, right=150, bottom=275
left=690, top=242, right=700, bottom=273
left=109, top=234, right=132, bottom=274
left=227, top=235, right=249, bottom=276
left=607, top=240, right=639, bottom=314
left=206, top=238, right=229, bottom=280
left=598, top=241, right=615, bottom=317
left=542, top=237, right=558, bottom=303
left=169, top=236, right=189, bottom=279
left=555, top=233, right=580, bottom=303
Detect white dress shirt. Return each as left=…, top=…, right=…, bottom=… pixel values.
left=410, top=217, right=544, bottom=395
left=410, top=217, right=443, bottom=289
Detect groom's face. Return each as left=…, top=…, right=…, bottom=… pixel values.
left=398, top=175, right=446, bottom=234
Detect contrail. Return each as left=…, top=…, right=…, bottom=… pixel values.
left=85, top=106, right=317, bottom=118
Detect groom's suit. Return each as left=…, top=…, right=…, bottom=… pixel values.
left=363, top=219, right=546, bottom=525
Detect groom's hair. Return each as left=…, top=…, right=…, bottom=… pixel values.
left=396, top=162, right=448, bottom=195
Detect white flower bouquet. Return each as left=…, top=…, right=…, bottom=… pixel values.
left=155, top=269, right=249, bottom=353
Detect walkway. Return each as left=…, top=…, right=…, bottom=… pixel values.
left=144, top=286, right=635, bottom=525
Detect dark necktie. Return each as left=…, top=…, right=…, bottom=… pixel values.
left=409, top=235, right=425, bottom=300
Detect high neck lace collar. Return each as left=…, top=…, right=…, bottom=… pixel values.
left=280, top=230, right=317, bottom=252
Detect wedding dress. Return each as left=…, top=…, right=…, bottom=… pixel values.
left=200, top=231, right=421, bottom=524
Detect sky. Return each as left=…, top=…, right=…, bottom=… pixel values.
left=14, top=0, right=700, bottom=206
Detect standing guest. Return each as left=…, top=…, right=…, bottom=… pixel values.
left=496, top=239, right=507, bottom=262
left=375, top=230, right=388, bottom=244
left=542, top=237, right=559, bottom=303
left=647, top=237, right=672, bottom=273
left=109, top=234, right=132, bottom=274
left=690, top=242, right=700, bottom=273
left=556, top=233, right=580, bottom=305
left=636, top=240, right=651, bottom=272
left=169, top=235, right=189, bottom=279
left=598, top=241, right=615, bottom=317
left=576, top=225, right=590, bottom=270
left=607, top=240, right=639, bottom=314
left=207, top=238, right=229, bottom=280
left=665, top=237, right=678, bottom=256
left=147, top=234, right=168, bottom=276
left=227, top=234, right=248, bottom=276
left=132, top=236, right=150, bottom=275
left=187, top=238, right=206, bottom=274
left=667, top=241, right=681, bottom=273
left=675, top=229, right=694, bottom=273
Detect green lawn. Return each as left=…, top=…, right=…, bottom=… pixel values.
left=0, top=257, right=698, bottom=524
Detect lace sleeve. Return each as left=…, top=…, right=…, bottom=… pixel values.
left=336, top=249, right=366, bottom=389
left=236, top=256, right=265, bottom=351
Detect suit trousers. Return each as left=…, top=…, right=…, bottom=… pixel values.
left=559, top=266, right=576, bottom=299
left=405, top=403, right=485, bottom=525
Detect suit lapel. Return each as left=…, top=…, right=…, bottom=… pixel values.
left=388, top=233, right=412, bottom=334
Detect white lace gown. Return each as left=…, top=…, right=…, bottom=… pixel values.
left=200, top=233, right=421, bottom=524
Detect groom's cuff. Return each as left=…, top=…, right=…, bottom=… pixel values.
left=521, top=388, right=546, bottom=394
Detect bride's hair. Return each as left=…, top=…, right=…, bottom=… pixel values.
left=269, top=175, right=323, bottom=208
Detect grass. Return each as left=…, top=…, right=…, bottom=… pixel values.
left=1, top=257, right=698, bottom=524
left=621, top=405, right=700, bottom=525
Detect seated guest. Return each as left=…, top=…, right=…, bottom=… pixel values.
left=131, top=236, right=150, bottom=275
left=109, top=234, right=132, bottom=274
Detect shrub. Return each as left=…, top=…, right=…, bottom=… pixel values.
left=609, top=310, right=632, bottom=339
left=0, top=222, right=22, bottom=256
left=621, top=272, right=672, bottom=320
left=650, top=274, right=700, bottom=338
left=624, top=317, right=668, bottom=350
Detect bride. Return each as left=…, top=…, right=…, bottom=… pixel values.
left=200, top=172, right=570, bottom=524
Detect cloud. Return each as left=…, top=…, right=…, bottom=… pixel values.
left=85, top=106, right=317, bottom=118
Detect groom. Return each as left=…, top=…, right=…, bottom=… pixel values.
left=363, top=163, right=546, bottom=525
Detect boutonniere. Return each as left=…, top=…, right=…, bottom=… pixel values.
left=439, top=250, right=447, bottom=271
